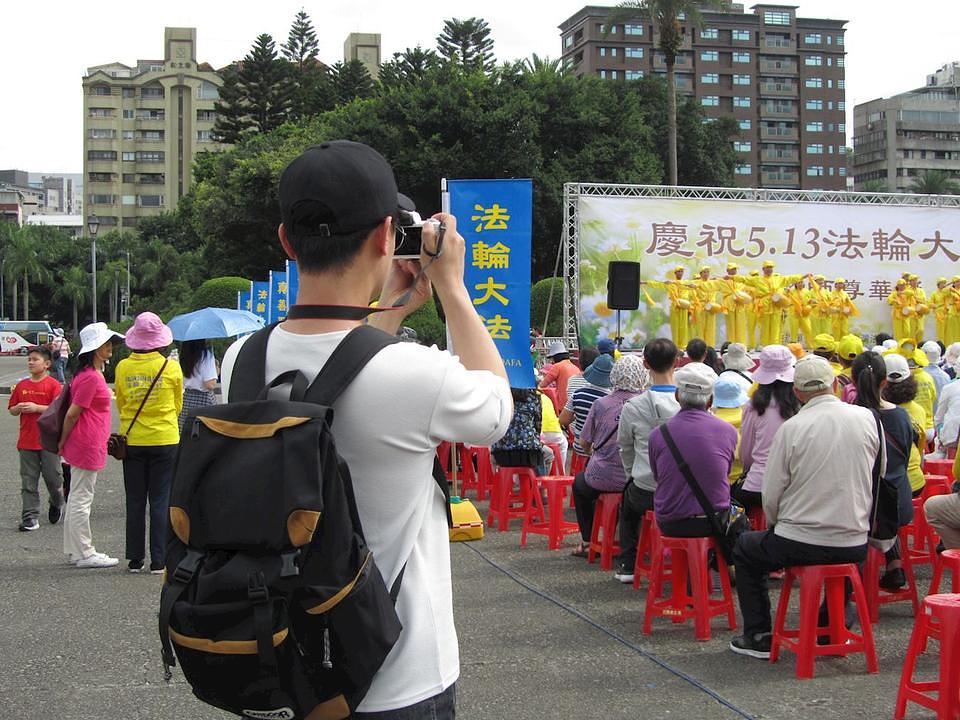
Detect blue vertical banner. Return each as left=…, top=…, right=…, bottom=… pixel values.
left=237, top=290, right=251, bottom=312
left=448, top=179, right=535, bottom=388
left=251, top=280, right=270, bottom=325
left=286, top=260, right=299, bottom=308
left=268, top=271, right=288, bottom=323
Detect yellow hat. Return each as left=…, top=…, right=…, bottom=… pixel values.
left=834, top=277, right=846, bottom=284
left=673, top=265, right=685, bottom=274
left=938, top=277, right=948, bottom=285
left=762, top=260, right=775, bottom=268
left=813, top=333, right=837, bottom=352
left=953, top=276, right=960, bottom=283
left=750, top=270, right=760, bottom=276
left=699, top=266, right=710, bottom=275
left=902, top=272, right=911, bottom=278
left=815, top=274, right=826, bottom=281
left=837, top=334, right=863, bottom=360
left=896, top=278, right=907, bottom=286
left=891, top=339, right=929, bottom=368
left=787, top=342, right=806, bottom=360
left=727, top=262, right=738, bottom=270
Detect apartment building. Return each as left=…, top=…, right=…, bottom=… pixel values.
left=81, top=27, right=223, bottom=230
left=558, top=4, right=848, bottom=190
left=854, top=63, right=960, bottom=192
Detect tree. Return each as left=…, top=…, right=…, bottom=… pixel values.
left=213, top=35, right=295, bottom=143
left=608, top=0, right=727, bottom=185
left=281, top=10, right=319, bottom=72
left=330, top=60, right=375, bottom=104
left=53, top=266, right=88, bottom=333
left=523, top=54, right=563, bottom=77
left=3, top=226, right=48, bottom=320
left=436, top=18, right=496, bottom=73
left=860, top=179, right=889, bottom=193
left=379, top=47, right=442, bottom=89
left=911, top=169, right=960, bottom=195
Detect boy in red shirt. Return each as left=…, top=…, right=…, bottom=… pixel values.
left=9, top=347, right=64, bottom=531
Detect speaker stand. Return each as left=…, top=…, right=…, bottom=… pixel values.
left=615, top=310, right=623, bottom=349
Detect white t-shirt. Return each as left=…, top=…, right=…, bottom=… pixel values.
left=183, top=351, right=218, bottom=391
left=221, top=326, right=511, bottom=712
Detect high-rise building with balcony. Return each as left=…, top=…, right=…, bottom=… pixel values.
left=558, top=4, right=848, bottom=189
left=81, top=27, right=223, bottom=230
left=853, top=63, right=960, bottom=193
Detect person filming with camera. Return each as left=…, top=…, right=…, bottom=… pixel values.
left=220, top=140, right=512, bottom=718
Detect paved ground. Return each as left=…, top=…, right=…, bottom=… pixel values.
left=0, top=399, right=944, bottom=719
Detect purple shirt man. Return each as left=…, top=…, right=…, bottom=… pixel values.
left=647, top=363, right=736, bottom=526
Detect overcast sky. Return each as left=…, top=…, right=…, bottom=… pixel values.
left=4, top=0, right=959, bottom=175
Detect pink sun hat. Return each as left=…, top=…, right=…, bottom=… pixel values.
left=751, top=344, right=796, bottom=385
left=124, top=311, right=174, bottom=351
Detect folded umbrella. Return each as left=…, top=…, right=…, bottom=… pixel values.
left=168, top=307, right=265, bottom=341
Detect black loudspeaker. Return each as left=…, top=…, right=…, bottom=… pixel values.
left=607, top=261, right=641, bottom=310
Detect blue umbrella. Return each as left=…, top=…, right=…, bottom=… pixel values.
left=168, top=307, right=265, bottom=341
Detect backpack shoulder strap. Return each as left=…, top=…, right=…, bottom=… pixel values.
left=303, top=325, right=398, bottom=407
left=228, top=324, right=281, bottom=402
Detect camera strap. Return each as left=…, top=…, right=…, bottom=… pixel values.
left=287, top=304, right=393, bottom=320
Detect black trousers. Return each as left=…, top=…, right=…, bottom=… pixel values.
left=732, top=486, right=762, bottom=511
left=572, top=472, right=602, bottom=542
left=616, top=483, right=655, bottom=568
left=122, top=444, right=177, bottom=565
left=733, top=529, right=868, bottom=637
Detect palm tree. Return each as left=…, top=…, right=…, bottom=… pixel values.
left=608, top=0, right=727, bottom=185
left=3, top=226, right=48, bottom=321
left=861, top=179, right=889, bottom=193
left=54, top=266, right=89, bottom=333
left=911, top=169, right=960, bottom=195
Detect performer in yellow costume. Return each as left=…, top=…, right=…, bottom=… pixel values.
left=829, top=278, right=859, bottom=338
left=745, top=270, right=761, bottom=349
left=908, top=275, right=928, bottom=342
left=930, top=277, right=950, bottom=343
left=887, top=279, right=914, bottom=341
left=785, top=277, right=814, bottom=346
left=715, top=263, right=751, bottom=345
left=807, top=275, right=829, bottom=336
left=742, top=261, right=805, bottom=348
left=947, top=276, right=960, bottom=345
left=644, top=266, right=693, bottom=346
left=690, top=267, right=725, bottom=347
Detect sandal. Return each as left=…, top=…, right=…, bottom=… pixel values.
left=570, top=543, right=589, bottom=558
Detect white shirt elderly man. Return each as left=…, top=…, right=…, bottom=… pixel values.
left=729, top=354, right=883, bottom=660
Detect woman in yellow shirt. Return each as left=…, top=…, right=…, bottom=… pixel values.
left=114, top=312, right=183, bottom=574
left=539, top=389, right=567, bottom=472
left=881, top=358, right=927, bottom=496
left=711, top=377, right=748, bottom=485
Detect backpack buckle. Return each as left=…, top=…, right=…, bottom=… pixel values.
left=247, top=571, right=269, bottom=604
left=280, top=550, right=300, bottom=578
left=171, top=550, right=203, bottom=585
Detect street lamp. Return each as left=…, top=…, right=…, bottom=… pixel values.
left=87, top=213, right=100, bottom=323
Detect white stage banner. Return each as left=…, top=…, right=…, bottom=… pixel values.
left=577, top=194, right=960, bottom=348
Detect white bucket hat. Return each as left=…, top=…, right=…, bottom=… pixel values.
left=78, top=322, right=125, bottom=355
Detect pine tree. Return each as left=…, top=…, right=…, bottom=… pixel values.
left=241, top=34, right=294, bottom=133
left=436, top=17, right=495, bottom=73
left=330, top=60, right=375, bottom=104
left=212, top=65, right=252, bottom=144
left=379, top=47, right=442, bottom=89
left=281, top=10, right=319, bottom=72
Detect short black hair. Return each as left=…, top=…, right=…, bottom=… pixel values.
left=285, top=210, right=397, bottom=274
left=30, top=346, right=52, bottom=362
left=644, top=338, right=678, bottom=373
left=685, top=338, right=707, bottom=362
left=875, top=332, right=893, bottom=346
left=577, top=347, right=599, bottom=371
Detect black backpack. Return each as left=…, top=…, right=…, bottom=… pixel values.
left=159, top=324, right=408, bottom=720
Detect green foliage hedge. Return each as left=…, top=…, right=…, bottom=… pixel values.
left=403, top=297, right=446, bottom=349
left=530, top=278, right=565, bottom=336
left=191, top=277, right=252, bottom=311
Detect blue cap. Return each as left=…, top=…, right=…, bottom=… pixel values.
left=597, top=338, right=616, bottom=354
left=713, top=376, right=749, bottom=408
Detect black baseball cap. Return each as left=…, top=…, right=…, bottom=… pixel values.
left=279, top=140, right=415, bottom=236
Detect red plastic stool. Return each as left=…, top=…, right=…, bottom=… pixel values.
left=863, top=528, right=921, bottom=623
left=587, top=493, right=622, bottom=571
left=895, top=593, right=960, bottom=720
left=570, top=452, right=588, bottom=476
left=459, top=446, right=493, bottom=501
left=907, top=497, right=933, bottom=565
left=924, top=475, right=952, bottom=500
left=643, top=535, right=736, bottom=641
left=770, top=563, right=878, bottom=679
left=521, top=475, right=579, bottom=550
left=545, top=443, right=564, bottom=476
left=924, top=458, right=955, bottom=482
left=747, top=505, right=767, bottom=531
left=487, top=466, right=536, bottom=532
left=632, top=510, right=666, bottom=590
left=931, top=549, right=960, bottom=596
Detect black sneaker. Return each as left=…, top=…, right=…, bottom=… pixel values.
left=128, top=560, right=144, bottom=574
left=149, top=562, right=165, bottom=575
left=48, top=504, right=62, bottom=525
left=729, top=633, right=772, bottom=659
left=18, top=519, right=39, bottom=532
left=613, top=563, right=634, bottom=584
left=879, top=568, right=907, bottom=591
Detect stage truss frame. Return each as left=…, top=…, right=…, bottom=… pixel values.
left=539, top=183, right=960, bottom=355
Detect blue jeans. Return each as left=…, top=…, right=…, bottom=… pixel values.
left=122, top=444, right=177, bottom=566
left=353, top=684, right=456, bottom=719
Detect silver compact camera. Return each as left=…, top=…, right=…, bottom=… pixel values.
left=395, top=210, right=440, bottom=260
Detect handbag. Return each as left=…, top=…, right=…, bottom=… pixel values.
left=108, top=358, right=169, bottom=460
left=659, top=424, right=748, bottom=564
left=38, top=382, right=71, bottom=454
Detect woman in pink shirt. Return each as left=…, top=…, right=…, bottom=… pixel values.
left=539, top=342, right=580, bottom=411
left=737, top=345, right=800, bottom=511
left=59, top=323, right=125, bottom=569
